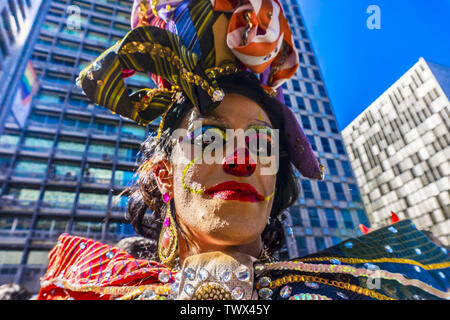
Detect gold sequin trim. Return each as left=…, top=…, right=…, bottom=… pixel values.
left=193, top=282, right=232, bottom=300
left=296, top=257, right=450, bottom=271
left=269, top=274, right=395, bottom=300
left=120, top=41, right=220, bottom=98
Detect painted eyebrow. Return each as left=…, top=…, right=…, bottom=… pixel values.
left=247, top=120, right=273, bottom=130
left=189, top=115, right=273, bottom=131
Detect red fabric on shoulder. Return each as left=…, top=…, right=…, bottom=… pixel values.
left=37, top=234, right=172, bottom=300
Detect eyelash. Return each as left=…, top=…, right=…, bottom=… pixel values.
left=191, top=126, right=227, bottom=147
left=188, top=126, right=273, bottom=157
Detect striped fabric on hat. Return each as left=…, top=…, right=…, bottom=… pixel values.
left=130, top=0, right=299, bottom=90
left=213, top=0, right=298, bottom=88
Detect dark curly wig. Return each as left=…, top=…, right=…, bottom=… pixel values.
left=121, top=71, right=300, bottom=261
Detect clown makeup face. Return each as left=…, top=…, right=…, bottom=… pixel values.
left=159, top=93, right=278, bottom=258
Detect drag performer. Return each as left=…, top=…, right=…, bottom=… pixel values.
left=37, top=0, right=449, bottom=300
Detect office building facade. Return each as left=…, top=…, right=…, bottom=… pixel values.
left=0, top=0, right=154, bottom=292
left=0, top=0, right=44, bottom=115
left=342, top=58, right=449, bottom=246
left=279, top=1, right=368, bottom=259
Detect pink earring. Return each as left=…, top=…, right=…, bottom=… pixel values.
left=163, top=192, right=170, bottom=203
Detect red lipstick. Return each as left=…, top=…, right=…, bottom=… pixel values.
left=205, top=181, right=264, bottom=202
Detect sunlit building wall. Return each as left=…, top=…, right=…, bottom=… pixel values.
left=0, top=0, right=154, bottom=292
left=280, top=1, right=369, bottom=259
left=342, top=58, right=450, bottom=246
left=0, top=0, right=44, bottom=114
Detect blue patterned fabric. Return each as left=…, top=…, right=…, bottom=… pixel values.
left=255, top=220, right=450, bottom=300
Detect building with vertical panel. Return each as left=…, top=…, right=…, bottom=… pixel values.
left=342, top=58, right=450, bottom=246
left=278, top=0, right=368, bottom=260
left=0, top=0, right=44, bottom=114
left=0, top=0, right=155, bottom=292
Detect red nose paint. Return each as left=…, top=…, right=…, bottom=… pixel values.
left=222, top=148, right=256, bottom=177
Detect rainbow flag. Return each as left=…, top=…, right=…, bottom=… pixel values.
left=20, top=61, right=38, bottom=105
left=12, top=61, right=39, bottom=128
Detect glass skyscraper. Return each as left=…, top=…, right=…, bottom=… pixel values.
left=0, top=0, right=368, bottom=292
left=278, top=1, right=368, bottom=259
left=0, top=0, right=154, bottom=292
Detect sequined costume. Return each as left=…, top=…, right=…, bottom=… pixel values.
left=37, top=0, right=450, bottom=300
left=38, top=219, right=449, bottom=300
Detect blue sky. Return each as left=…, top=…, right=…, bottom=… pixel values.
left=296, top=0, right=450, bottom=130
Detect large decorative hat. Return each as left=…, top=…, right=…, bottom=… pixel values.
left=77, top=0, right=324, bottom=180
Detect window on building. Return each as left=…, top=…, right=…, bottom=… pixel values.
left=118, top=145, right=139, bottom=162
left=300, top=67, right=309, bottom=78
left=86, top=167, right=112, bottom=184
left=29, top=112, right=60, bottom=127
left=51, top=162, right=80, bottom=180
left=289, top=206, right=303, bottom=227
left=88, top=142, right=115, bottom=158
left=114, top=169, right=136, bottom=186
left=42, top=190, right=75, bottom=208
left=310, top=100, right=319, bottom=113
left=348, top=184, right=361, bottom=202
left=292, top=80, right=301, bottom=92
left=42, top=20, right=59, bottom=33
left=78, top=193, right=109, bottom=210
left=23, top=136, right=53, bottom=151
left=317, top=181, right=330, bottom=200
left=325, top=209, right=338, bottom=228
left=332, top=236, right=341, bottom=246
left=315, top=237, right=326, bottom=251
left=315, top=118, right=325, bottom=131
left=307, top=207, right=321, bottom=227
left=300, top=115, right=311, bottom=130
left=307, top=135, right=317, bottom=151
left=283, top=94, right=292, bottom=107
left=313, top=69, right=321, bottom=81
left=322, top=101, right=332, bottom=115
left=357, top=210, right=369, bottom=226
left=326, top=159, right=338, bottom=176
left=341, top=210, right=354, bottom=229
left=93, top=120, right=118, bottom=135
left=318, top=85, right=326, bottom=97
left=86, top=30, right=109, bottom=43
left=6, top=187, right=40, bottom=205
left=334, top=140, right=346, bottom=155
left=13, top=160, right=47, bottom=178
left=296, top=236, right=307, bottom=256
left=62, top=115, right=89, bottom=131
left=301, top=180, right=314, bottom=199
left=341, top=161, right=353, bottom=177
left=0, top=134, right=19, bottom=147
left=56, top=139, right=86, bottom=156
left=320, top=137, right=331, bottom=153
left=333, top=183, right=346, bottom=201
left=328, top=119, right=339, bottom=133
left=296, top=96, right=305, bottom=109
left=305, top=82, right=314, bottom=95
left=37, top=89, right=65, bottom=104
left=121, top=124, right=145, bottom=139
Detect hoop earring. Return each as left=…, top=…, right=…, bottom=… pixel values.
left=158, top=197, right=178, bottom=268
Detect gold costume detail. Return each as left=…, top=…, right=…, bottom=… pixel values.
left=297, top=257, right=450, bottom=271
left=268, top=274, right=394, bottom=300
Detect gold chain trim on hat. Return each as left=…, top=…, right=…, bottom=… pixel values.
left=132, top=87, right=181, bottom=112
left=121, top=41, right=223, bottom=99
left=268, top=274, right=394, bottom=300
